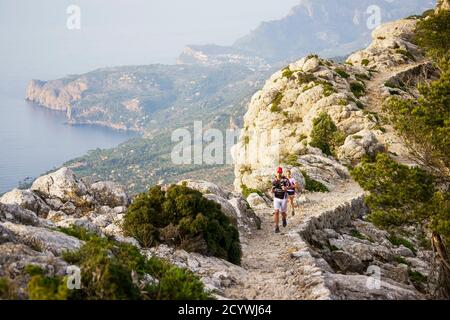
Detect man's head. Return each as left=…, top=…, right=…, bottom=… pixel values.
left=276, top=167, right=283, bottom=178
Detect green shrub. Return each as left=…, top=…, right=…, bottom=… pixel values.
left=388, top=235, right=417, bottom=254
left=351, top=154, right=449, bottom=245
left=310, top=112, right=345, bottom=156
left=409, top=270, right=427, bottom=285
left=241, top=184, right=263, bottom=198
left=282, top=67, right=294, bottom=78
left=123, top=185, right=241, bottom=264
left=361, top=59, right=370, bottom=67
left=337, top=99, right=348, bottom=106
left=350, top=82, right=366, bottom=98
left=355, top=73, right=371, bottom=81
left=62, top=235, right=211, bottom=300
left=301, top=171, right=329, bottom=193
left=27, top=274, right=69, bottom=300
left=356, top=100, right=365, bottom=109
left=317, top=80, right=337, bottom=97
left=283, top=153, right=301, bottom=167
left=271, top=92, right=284, bottom=112
left=350, top=229, right=366, bottom=240
left=334, top=68, right=350, bottom=79
left=396, top=49, right=416, bottom=62
left=415, top=10, right=450, bottom=61
left=145, top=258, right=210, bottom=300
left=58, top=225, right=98, bottom=241
left=297, top=73, right=317, bottom=85
left=395, top=256, right=409, bottom=265
left=306, top=54, right=318, bottom=60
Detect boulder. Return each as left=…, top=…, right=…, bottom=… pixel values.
left=204, top=194, right=239, bottom=226
left=338, top=130, right=384, bottom=163
left=325, top=273, right=421, bottom=300
left=228, top=195, right=261, bottom=233
left=394, top=245, right=415, bottom=258
left=177, top=180, right=230, bottom=199
left=329, top=250, right=365, bottom=273
left=0, top=189, right=50, bottom=217
left=31, top=167, right=88, bottom=202
left=1, top=222, right=83, bottom=256
left=246, top=193, right=268, bottom=209
left=0, top=203, right=40, bottom=226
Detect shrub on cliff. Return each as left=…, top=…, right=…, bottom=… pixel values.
left=351, top=153, right=439, bottom=228
left=61, top=235, right=210, bottom=300
left=25, top=266, right=69, bottom=300
left=123, top=184, right=241, bottom=264
left=415, top=10, right=450, bottom=61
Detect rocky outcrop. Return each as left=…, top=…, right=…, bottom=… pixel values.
left=0, top=168, right=133, bottom=247
left=232, top=17, right=435, bottom=193
left=291, top=195, right=434, bottom=299
left=26, top=79, right=87, bottom=112
left=347, top=19, right=422, bottom=70
left=0, top=168, right=263, bottom=299
left=145, top=244, right=248, bottom=298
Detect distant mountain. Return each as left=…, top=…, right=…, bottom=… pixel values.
left=179, top=0, right=435, bottom=66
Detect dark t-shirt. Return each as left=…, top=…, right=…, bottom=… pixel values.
left=272, top=176, right=290, bottom=199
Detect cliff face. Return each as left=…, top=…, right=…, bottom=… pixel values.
left=26, top=79, right=88, bottom=112
left=227, top=15, right=440, bottom=299
left=233, top=18, right=437, bottom=192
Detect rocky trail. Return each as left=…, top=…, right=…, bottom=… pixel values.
left=365, top=60, right=427, bottom=114
left=363, top=59, right=429, bottom=165
left=225, top=182, right=364, bottom=300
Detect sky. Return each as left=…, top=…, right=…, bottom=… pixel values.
left=0, top=0, right=300, bottom=89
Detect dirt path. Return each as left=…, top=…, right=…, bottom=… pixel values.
left=365, top=60, right=426, bottom=114
left=224, top=182, right=363, bottom=300
left=223, top=61, right=427, bottom=300
left=363, top=60, right=428, bottom=165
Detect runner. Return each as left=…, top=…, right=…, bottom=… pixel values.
left=286, top=169, right=299, bottom=217
left=271, top=167, right=289, bottom=233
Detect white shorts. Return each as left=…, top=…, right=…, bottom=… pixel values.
left=274, top=197, right=287, bottom=212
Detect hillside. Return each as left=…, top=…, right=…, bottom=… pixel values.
left=26, top=64, right=266, bottom=133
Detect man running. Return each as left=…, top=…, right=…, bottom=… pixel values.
left=272, top=167, right=289, bottom=233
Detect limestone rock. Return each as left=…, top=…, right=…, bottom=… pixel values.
left=90, top=181, right=129, bottom=207
left=204, top=194, right=239, bottom=226
left=329, top=250, right=365, bottom=273
left=325, top=273, right=421, bottom=300
left=177, top=180, right=230, bottom=199
left=246, top=193, right=268, bottom=209
left=0, top=224, right=16, bottom=244
left=347, top=19, right=422, bottom=70
left=1, top=222, right=83, bottom=256
left=0, top=189, right=50, bottom=218
left=31, top=167, right=88, bottom=202
left=338, top=130, right=384, bottom=163
left=0, top=203, right=40, bottom=226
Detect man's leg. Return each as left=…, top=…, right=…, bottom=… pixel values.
left=274, top=209, right=279, bottom=226
left=282, top=199, right=288, bottom=227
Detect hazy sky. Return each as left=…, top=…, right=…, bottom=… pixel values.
left=0, top=0, right=300, bottom=89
